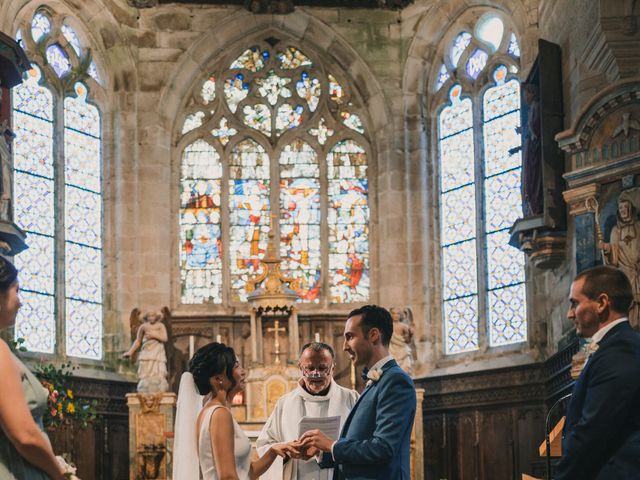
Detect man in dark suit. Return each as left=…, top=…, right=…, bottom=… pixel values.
left=299, top=305, right=416, bottom=479
left=557, top=265, right=640, bottom=479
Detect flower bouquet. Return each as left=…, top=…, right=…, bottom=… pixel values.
left=56, top=455, right=81, bottom=480
left=34, top=361, right=98, bottom=429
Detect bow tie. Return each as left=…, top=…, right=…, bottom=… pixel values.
left=361, top=368, right=369, bottom=382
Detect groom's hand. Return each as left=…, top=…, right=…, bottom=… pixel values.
left=299, top=429, right=333, bottom=452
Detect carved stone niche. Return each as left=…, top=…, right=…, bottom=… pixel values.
left=559, top=78, right=640, bottom=272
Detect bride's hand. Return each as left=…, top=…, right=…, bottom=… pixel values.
left=271, top=441, right=301, bottom=459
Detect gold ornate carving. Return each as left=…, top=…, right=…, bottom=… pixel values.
left=137, top=393, right=163, bottom=414
left=266, top=378, right=286, bottom=417
left=245, top=224, right=299, bottom=311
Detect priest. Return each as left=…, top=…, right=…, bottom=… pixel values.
left=256, top=342, right=358, bottom=480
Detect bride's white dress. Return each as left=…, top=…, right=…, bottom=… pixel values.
left=198, top=405, right=251, bottom=480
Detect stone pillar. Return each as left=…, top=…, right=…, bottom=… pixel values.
left=410, top=388, right=425, bottom=480
left=127, top=392, right=176, bottom=480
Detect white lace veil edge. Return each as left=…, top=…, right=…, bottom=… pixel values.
left=173, top=371, right=204, bottom=480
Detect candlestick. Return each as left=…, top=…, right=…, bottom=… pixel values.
left=189, top=335, right=194, bottom=360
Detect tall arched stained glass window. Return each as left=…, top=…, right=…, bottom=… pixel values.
left=434, top=14, right=525, bottom=354
left=13, top=66, right=56, bottom=354
left=12, top=10, right=104, bottom=358
left=180, top=140, right=223, bottom=304
left=178, top=41, right=371, bottom=306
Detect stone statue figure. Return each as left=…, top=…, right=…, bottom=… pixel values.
left=388, top=307, right=414, bottom=375
left=601, top=191, right=640, bottom=329
left=123, top=309, right=169, bottom=392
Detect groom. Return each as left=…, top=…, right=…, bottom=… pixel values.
left=300, top=305, right=416, bottom=479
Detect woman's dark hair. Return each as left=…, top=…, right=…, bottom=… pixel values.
left=0, top=256, right=18, bottom=292
left=188, top=342, right=237, bottom=395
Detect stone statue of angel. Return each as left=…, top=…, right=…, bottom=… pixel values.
left=123, top=309, right=169, bottom=393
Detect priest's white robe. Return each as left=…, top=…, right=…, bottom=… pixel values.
left=256, top=380, right=358, bottom=480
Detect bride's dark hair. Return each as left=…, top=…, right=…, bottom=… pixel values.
left=0, top=256, right=18, bottom=292
left=188, top=342, right=237, bottom=395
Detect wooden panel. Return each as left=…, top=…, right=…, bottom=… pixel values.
left=480, top=410, right=513, bottom=480
left=455, top=413, right=478, bottom=480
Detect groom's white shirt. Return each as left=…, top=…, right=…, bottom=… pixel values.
left=256, top=379, right=358, bottom=480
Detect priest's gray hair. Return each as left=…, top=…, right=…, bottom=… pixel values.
left=300, top=341, right=335, bottom=359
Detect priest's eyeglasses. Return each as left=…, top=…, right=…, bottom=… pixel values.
left=300, top=365, right=332, bottom=378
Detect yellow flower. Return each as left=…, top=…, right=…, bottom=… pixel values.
left=48, top=383, right=55, bottom=392
left=66, top=389, right=73, bottom=399
left=66, top=402, right=75, bottom=414
left=58, top=403, right=63, bottom=412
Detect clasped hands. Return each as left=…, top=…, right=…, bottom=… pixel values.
left=272, top=430, right=334, bottom=461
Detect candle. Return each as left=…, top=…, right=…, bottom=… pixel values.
left=189, top=335, right=194, bottom=360
left=314, top=332, right=320, bottom=342
left=216, top=334, right=222, bottom=344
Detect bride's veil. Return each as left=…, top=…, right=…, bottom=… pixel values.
left=173, top=372, right=204, bottom=479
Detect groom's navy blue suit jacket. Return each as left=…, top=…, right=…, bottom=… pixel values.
left=557, top=321, right=640, bottom=479
left=324, top=358, right=416, bottom=480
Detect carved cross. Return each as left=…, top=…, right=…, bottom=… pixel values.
left=266, top=320, right=286, bottom=365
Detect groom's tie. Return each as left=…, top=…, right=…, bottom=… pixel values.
left=361, top=367, right=369, bottom=382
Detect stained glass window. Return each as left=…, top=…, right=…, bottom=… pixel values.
left=308, top=118, right=334, bottom=145
left=13, top=66, right=56, bottom=354
left=229, top=140, right=270, bottom=302
left=451, top=32, right=472, bottom=66
left=465, top=49, right=489, bottom=80
left=13, top=12, right=104, bottom=358
left=179, top=42, right=371, bottom=305
left=482, top=72, right=526, bottom=346
left=280, top=141, right=321, bottom=302
left=182, top=111, right=205, bottom=134
left=46, top=44, right=72, bottom=77
left=61, top=24, right=81, bottom=56
left=437, top=19, right=525, bottom=354
left=88, top=61, right=101, bottom=85
left=508, top=33, right=521, bottom=58
left=439, top=86, right=478, bottom=354
left=64, top=84, right=102, bottom=359
left=476, top=15, right=504, bottom=52
left=327, top=140, right=369, bottom=303
left=31, top=12, right=51, bottom=43
left=180, top=140, right=223, bottom=304
left=435, top=64, right=449, bottom=91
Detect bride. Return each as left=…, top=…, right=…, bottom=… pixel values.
left=173, top=342, right=300, bottom=479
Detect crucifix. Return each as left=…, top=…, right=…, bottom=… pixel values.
left=266, top=320, right=287, bottom=365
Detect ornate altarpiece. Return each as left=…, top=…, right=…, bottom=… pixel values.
left=560, top=78, right=640, bottom=274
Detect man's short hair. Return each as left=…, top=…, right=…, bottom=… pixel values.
left=348, top=305, right=393, bottom=346
left=300, top=341, right=335, bottom=360
left=575, top=265, right=633, bottom=314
